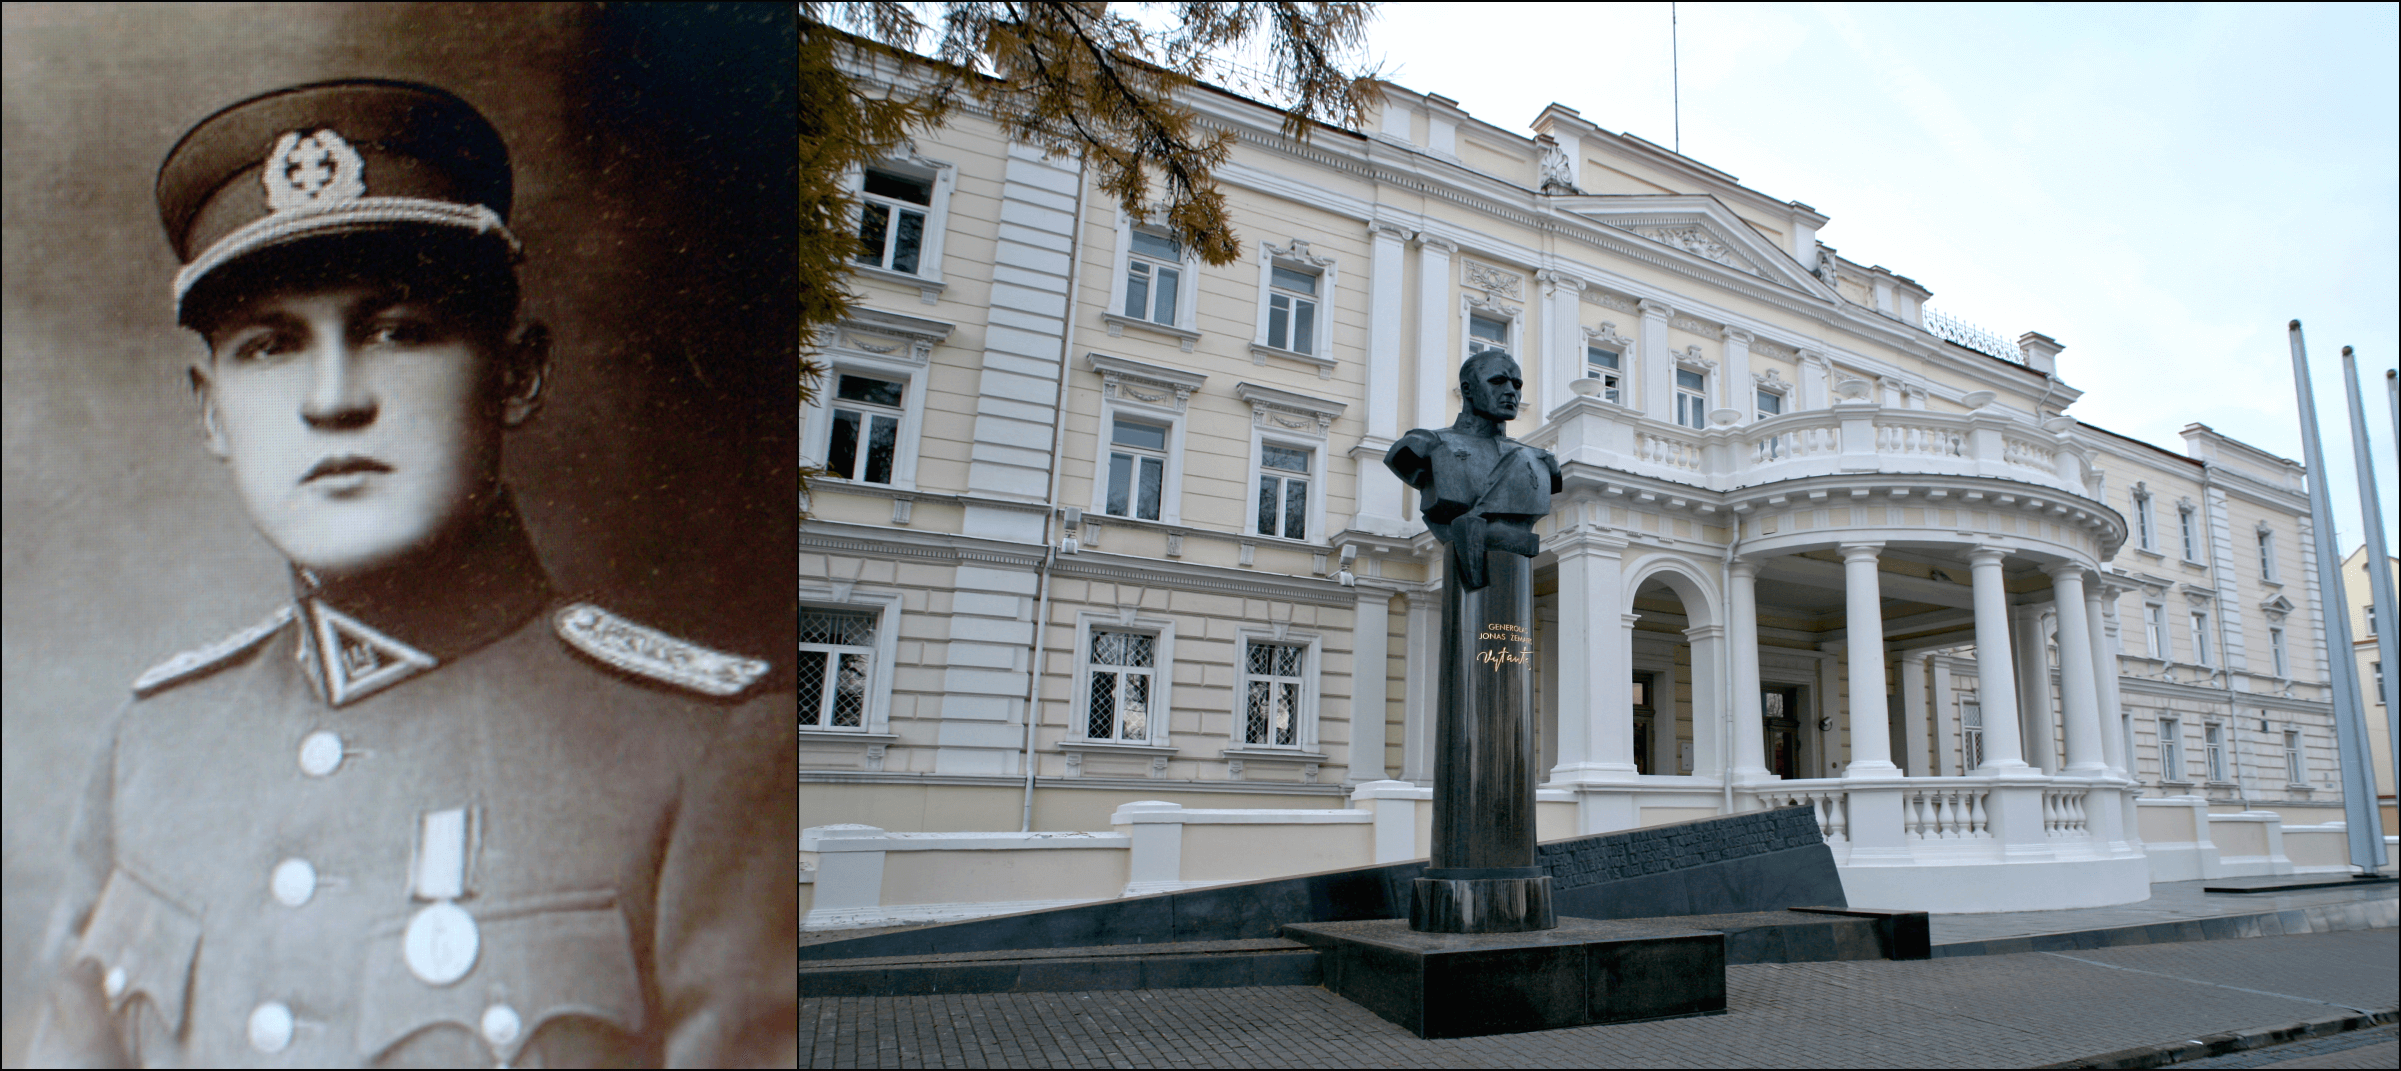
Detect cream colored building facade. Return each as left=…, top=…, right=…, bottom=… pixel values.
left=2337, top=546, right=2399, bottom=831
left=799, top=62, right=2369, bottom=924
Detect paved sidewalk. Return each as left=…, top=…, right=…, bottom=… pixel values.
left=801, top=929, right=2398, bottom=1068
left=1930, top=878, right=2398, bottom=947
left=2181, top=1025, right=2398, bottom=1069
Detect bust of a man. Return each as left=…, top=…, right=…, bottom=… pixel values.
left=1384, top=350, right=1564, bottom=589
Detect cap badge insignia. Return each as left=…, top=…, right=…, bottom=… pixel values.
left=262, top=129, right=367, bottom=212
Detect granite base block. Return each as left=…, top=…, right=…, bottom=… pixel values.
left=1283, top=917, right=1726, bottom=1039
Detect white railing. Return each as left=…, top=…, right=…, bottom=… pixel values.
left=2003, top=435, right=2057, bottom=472
left=1754, top=424, right=1840, bottom=465
left=2043, top=786, right=2090, bottom=837
left=1922, top=307, right=2024, bottom=364
left=1875, top=422, right=1967, bottom=459
left=1905, top=784, right=1991, bottom=840
left=1752, top=780, right=1850, bottom=844
left=1742, top=776, right=2107, bottom=851
left=1636, top=428, right=1705, bottom=472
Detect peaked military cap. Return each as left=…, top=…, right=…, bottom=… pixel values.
left=156, top=79, right=518, bottom=322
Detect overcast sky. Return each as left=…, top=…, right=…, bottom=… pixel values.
left=1359, top=2, right=2398, bottom=554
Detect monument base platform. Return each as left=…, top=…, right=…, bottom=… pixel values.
left=1281, top=916, right=1725, bottom=1039
left=1410, top=873, right=1556, bottom=932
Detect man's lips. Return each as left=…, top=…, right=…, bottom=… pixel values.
left=301, top=455, right=394, bottom=483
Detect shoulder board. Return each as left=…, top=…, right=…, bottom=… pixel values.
left=553, top=602, right=771, bottom=698
left=132, top=605, right=295, bottom=697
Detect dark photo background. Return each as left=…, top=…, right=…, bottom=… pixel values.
left=1, top=5, right=797, bottom=1056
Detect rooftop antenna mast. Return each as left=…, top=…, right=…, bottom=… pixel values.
left=1671, top=2, right=1681, bottom=154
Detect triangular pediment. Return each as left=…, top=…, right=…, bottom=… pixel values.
left=1551, top=195, right=1832, bottom=296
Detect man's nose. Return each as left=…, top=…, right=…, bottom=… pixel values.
left=301, top=337, right=377, bottom=430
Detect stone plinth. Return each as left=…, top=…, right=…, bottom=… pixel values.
left=1283, top=916, right=1725, bottom=1039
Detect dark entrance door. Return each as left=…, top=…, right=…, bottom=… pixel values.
left=1763, top=685, right=1803, bottom=779
left=1631, top=675, right=1656, bottom=776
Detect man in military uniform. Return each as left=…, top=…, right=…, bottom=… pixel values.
left=26, top=80, right=796, bottom=1067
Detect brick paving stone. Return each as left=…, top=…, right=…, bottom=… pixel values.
left=2182, top=1025, right=2398, bottom=1068
left=801, top=929, right=2399, bottom=1069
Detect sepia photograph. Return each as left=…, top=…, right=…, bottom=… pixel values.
left=3, top=4, right=799, bottom=1066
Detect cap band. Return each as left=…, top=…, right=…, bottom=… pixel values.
left=172, top=197, right=519, bottom=316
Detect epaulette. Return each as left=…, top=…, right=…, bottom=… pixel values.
left=553, top=602, right=771, bottom=698
left=131, top=605, right=295, bottom=697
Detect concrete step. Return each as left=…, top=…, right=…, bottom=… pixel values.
left=799, top=937, right=1321, bottom=997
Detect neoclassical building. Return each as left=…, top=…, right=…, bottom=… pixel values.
left=800, top=58, right=2358, bottom=918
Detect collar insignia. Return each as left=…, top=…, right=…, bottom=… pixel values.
left=132, top=605, right=295, bottom=696
left=554, top=603, right=770, bottom=697
left=263, top=129, right=367, bottom=212
left=308, top=600, right=436, bottom=706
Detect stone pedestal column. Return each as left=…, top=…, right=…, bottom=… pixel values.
left=1967, top=548, right=2030, bottom=771
left=2047, top=565, right=2108, bottom=776
left=1727, top=559, right=1771, bottom=782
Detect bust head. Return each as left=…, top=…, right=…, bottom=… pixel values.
left=1458, top=350, right=1523, bottom=425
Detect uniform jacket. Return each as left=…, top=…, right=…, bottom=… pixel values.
left=28, top=503, right=796, bottom=1068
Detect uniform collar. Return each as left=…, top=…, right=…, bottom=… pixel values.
left=291, top=492, right=553, bottom=706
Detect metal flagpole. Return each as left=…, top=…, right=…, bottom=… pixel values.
left=2289, top=321, right=2385, bottom=873
left=2341, top=346, right=2399, bottom=836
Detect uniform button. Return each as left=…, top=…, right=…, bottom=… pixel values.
left=481, top=1003, right=522, bottom=1047
left=270, top=858, right=317, bottom=907
left=102, top=966, right=127, bottom=999
left=297, top=730, right=344, bottom=777
left=247, top=1001, right=294, bottom=1054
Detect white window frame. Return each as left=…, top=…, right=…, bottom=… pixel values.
left=2203, top=722, right=2227, bottom=783
left=2145, top=602, right=2170, bottom=660
left=848, top=157, right=955, bottom=301
left=2283, top=728, right=2304, bottom=785
left=803, top=313, right=949, bottom=495
left=1232, top=626, right=1322, bottom=750
left=1673, top=366, right=1710, bottom=430
left=1250, top=239, right=1339, bottom=374
left=2132, top=485, right=2157, bottom=552
left=1234, top=382, right=1345, bottom=546
left=795, top=588, right=901, bottom=736
left=1460, top=292, right=1524, bottom=366
left=2159, top=716, right=2185, bottom=782
left=1104, top=215, right=1202, bottom=345
left=2269, top=624, right=2289, bottom=678
left=1581, top=322, right=1635, bottom=407
left=1074, top=611, right=1177, bottom=746
left=2256, top=525, right=2279, bottom=583
left=2191, top=609, right=2215, bottom=667
left=1086, top=353, right=1206, bottom=527
left=2178, top=501, right=2201, bottom=562
left=1960, top=697, right=1985, bottom=770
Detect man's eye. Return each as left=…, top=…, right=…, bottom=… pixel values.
left=365, top=321, right=433, bottom=346
left=231, top=332, right=301, bottom=362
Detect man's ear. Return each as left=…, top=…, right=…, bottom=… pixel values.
left=189, top=362, right=231, bottom=460
left=498, top=321, right=551, bottom=428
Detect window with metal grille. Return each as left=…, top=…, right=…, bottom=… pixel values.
left=2283, top=729, right=2304, bottom=784
left=1960, top=699, right=1984, bottom=770
left=1674, top=368, right=1708, bottom=429
left=2160, top=717, right=2184, bottom=781
left=1586, top=346, right=1624, bottom=404
left=1255, top=443, right=1310, bottom=540
left=856, top=168, right=932, bottom=274
left=1125, top=230, right=1183, bottom=325
left=2204, top=723, right=2226, bottom=783
left=1241, top=640, right=1307, bottom=746
left=1105, top=418, right=1168, bottom=521
left=827, top=373, right=905, bottom=484
left=1265, top=265, right=1319, bottom=354
left=1085, top=629, right=1156, bottom=741
left=798, top=607, right=877, bottom=731
left=1467, top=313, right=1508, bottom=358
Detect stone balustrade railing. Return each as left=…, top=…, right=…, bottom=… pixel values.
left=1736, top=774, right=2114, bottom=860
left=1539, top=393, right=2097, bottom=501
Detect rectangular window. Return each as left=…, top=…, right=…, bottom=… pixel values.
left=2160, top=717, right=2184, bottom=781
left=2283, top=729, right=2303, bottom=784
left=1674, top=368, right=1708, bottom=429
left=1585, top=347, right=1624, bottom=404
left=2179, top=507, right=2199, bottom=561
left=1756, top=388, right=1783, bottom=421
left=1085, top=629, right=1156, bottom=741
left=2370, top=605, right=2381, bottom=638
left=827, top=374, right=905, bottom=484
left=1960, top=699, right=1984, bottom=770
left=1241, top=640, right=1308, bottom=746
left=1265, top=265, right=1319, bottom=355
left=1125, top=230, right=1183, bottom=325
left=797, top=607, right=878, bottom=731
left=2257, top=529, right=2277, bottom=581
left=2270, top=626, right=2288, bottom=677
left=2204, top=723, right=2226, bottom=783
left=2134, top=492, right=2156, bottom=551
left=1468, top=313, right=1509, bottom=357
left=1255, top=443, right=1311, bottom=540
left=855, top=168, right=932, bottom=274
left=2192, top=611, right=2214, bottom=667
left=1105, top=418, right=1169, bottom=521
left=2146, top=604, right=2169, bottom=659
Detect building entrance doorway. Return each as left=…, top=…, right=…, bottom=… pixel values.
left=1631, top=674, right=1656, bottom=775
left=1763, top=685, right=1803, bottom=779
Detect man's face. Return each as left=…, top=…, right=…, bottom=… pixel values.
left=193, top=283, right=508, bottom=578
left=1466, top=357, right=1523, bottom=423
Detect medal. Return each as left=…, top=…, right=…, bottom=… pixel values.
left=405, top=807, right=479, bottom=986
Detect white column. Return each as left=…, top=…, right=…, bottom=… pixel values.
left=1727, top=560, right=1770, bottom=782
left=1932, top=658, right=1960, bottom=776
left=1686, top=624, right=1726, bottom=781
left=1355, top=221, right=1411, bottom=535
left=1551, top=529, right=1634, bottom=783
left=1841, top=543, right=1899, bottom=776
left=2013, top=603, right=2058, bottom=773
left=2048, top=565, right=2108, bottom=776
left=1349, top=588, right=1392, bottom=781
left=1721, top=327, right=1753, bottom=417
left=1814, top=651, right=1842, bottom=777
left=1900, top=652, right=1930, bottom=777
left=1541, top=270, right=1586, bottom=420
left=1968, top=547, right=2030, bottom=770
left=2089, top=583, right=2130, bottom=777
left=1798, top=349, right=1831, bottom=411
left=1639, top=299, right=1675, bottom=423
left=1413, top=235, right=1457, bottom=434
left=1400, top=589, right=1441, bottom=782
